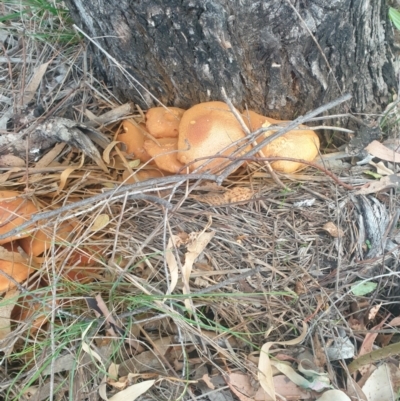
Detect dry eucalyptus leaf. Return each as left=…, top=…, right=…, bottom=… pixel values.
left=316, top=390, right=351, bottom=401
left=365, top=140, right=400, bottom=163
left=258, top=322, right=308, bottom=401
left=165, top=235, right=183, bottom=295
left=369, top=161, right=394, bottom=176
left=362, top=364, right=393, bottom=401
left=108, top=380, right=155, bottom=401
left=22, top=62, right=50, bottom=105
left=181, top=231, right=215, bottom=311
left=322, top=222, right=344, bottom=238
left=91, top=214, right=110, bottom=232
left=354, top=174, right=400, bottom=195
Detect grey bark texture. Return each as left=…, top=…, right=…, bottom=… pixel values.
left=64, top=0, right=398, bottom=119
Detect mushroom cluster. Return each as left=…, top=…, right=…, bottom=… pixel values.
left=117, top=101, right=320, bottom=177
left=0, top=191, right=101, bottom=292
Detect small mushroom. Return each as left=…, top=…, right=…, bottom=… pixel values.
left=178, top=101, right=249, bottom=172
left=145, top=107, right=185, bottom=138
left=117, top=120, right=152, bottom=163
left=143, top=138, right=185, bottom=174
left=242, top=110, right=320, bottom=173
left=0, top=191, right=39, bottom=244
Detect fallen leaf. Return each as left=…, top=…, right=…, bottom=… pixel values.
left=322, top=222, right=344, bottom=238
left=165, top=235, right=183, bottom=295
left=362, top=363, right=393, bottom=401
left=81, top=322, right=105, bottom=369
left=368, top=303, right=382, bottom=321
left=22, top=62, right=49, bottom=105
left=351, top=281, right=378, bottom=296
left=201, top=373, right=215, bottom=390
left=103, top=141, right=121, bottom=164
left=364, top=170, right=382, bottom=179
left=346, top=376, right=367, bottom=401
left=57, top=154, right=85, bottom=193
left=91, top=214, right=110, bottom=232
left=315, top=389, right=351, bottom=401
left=181, top=231, right=215, bottom=311
left=108, top=379, right=155, bottom=401
left=258, top=322, right=308, bottom=401
left=35, top=143, right=66, bottom=168
left=365, top=140, right=400, bottom=163
left=273, top=360, right=331, bottom=392
left=354, top=174, right=400, bottom=195
left=369, top=161, right=394, bottom=176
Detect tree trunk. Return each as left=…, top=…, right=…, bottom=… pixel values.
left=64, top=0, right=397, bottom=119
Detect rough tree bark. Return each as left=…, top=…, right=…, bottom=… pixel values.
left=64, top=0, right=397, bottom=119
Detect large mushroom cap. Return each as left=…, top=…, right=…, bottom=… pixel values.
left=178, top=101, right=249, bottom=172
left=242, top=110, right=320, bottom=173
left=146, top=107, right=185, bottom=138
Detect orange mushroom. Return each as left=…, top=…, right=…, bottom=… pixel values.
left=0, top=258, right=31, bottom=292
left=145, top=107, right=185, bottom=138
left=19, top=220, right=77, bottom=257
left=117, top=120, right=152, bottom=163
left=144, top=138, right=185, bottom=174
left=177, top=101, right=249, bottom=172
left=0, top=191, right=39, bottom=244
left=242, top=110, right=320, bottom=173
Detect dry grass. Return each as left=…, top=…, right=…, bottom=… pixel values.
left=1, top=2, right=400, bottom=401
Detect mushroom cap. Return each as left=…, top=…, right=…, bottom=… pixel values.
left=178, top=101, right=249, bottom=172
left=19, top=220, right=77, bottom=257
left=242, top=110, right=282, bottom=131
left=0, top=258, right=31, bottom=292
left=0, top=191, right=39, bottom=244
left=143, top=138, right=184, bottom=174
left=242, top=110, right=320, bottom=173
left=146, top=107, right=185, bottom=138
left=117, top=120, right=152, bottom=163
